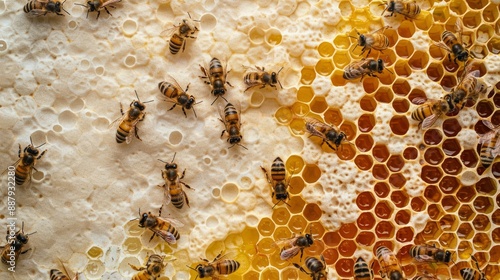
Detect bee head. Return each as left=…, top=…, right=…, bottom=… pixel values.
left=376, top=59, right=385, bottom=72
left=358, top=34, right=366, bottom=46
left=88, top=1, right=99, bottom=11
left=387, top=1, right=396, bottom=12
left=185, top=96, right=196, bottom=109
left=456, top=50, right=469, bottom=62
left=132, top=101, right=146, bottom=111
left=229, top=136, right=241, bottom=144
left=17, top=233, right=29, bottom=244
left=195, top=264, right=207, bottom=277
left=138, top=213, right=149, bottom=227
left=26, top=145, right=39, bottom=156
left=166, top=163, right=177, bottom=170
left=389, top=271, right=403, bottom=280
left=441, top=250, right=452, bottom=263
left=305, top=233, right=314, bottom=245
left=276, top=192, right=288, bottom=200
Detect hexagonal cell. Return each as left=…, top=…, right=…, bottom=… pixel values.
left=340, top=120, right=357, bottom=141
left=493, top=228, right=500, bottom=243
left=356, top=231, right=376, bottom=246
left=392, top=98, right=410, bottom=113
left=403, top=147, right=418, bottom=161
left=310, top=96, right=328, bottom=114
left=420, top=221, right=443, bottom=240
left=258, top=218, right=276, bottom=237
left=391, top=172, right=407, bottom=189
left=337, top=142, right=357, bottom=161
left=372, top=164, right=390, bottom=180
left=458, top=204, right=476, bottom=221
left=440, top=74, right=458, bottom=91
left=122, top=237, right=142, bottom=255
left=362, top=76, right=379, bottom=94
left=375, top=221, right=395, bottom=238
left=323, top=248, right=339, bottom=265
left=411, top=197, right=426, bottom=212
left=493, top=162, right=500, bottom=179
left=358, top=114, right=375, bottom=132
left=318, top=41, right=334, bottom=57
left=471, top=44, right=489, bottom=59
left=356, top=191, right=376, bottom=210
left=303, top=203, right=322, bottom=221
left=490, top=245, right=500, bottom=263
left=442, top=138, right=462, bottom=156
left=424, top=185, right=442, bottom=202
left=477, top=100, right=495, bottom=118
left=426, top=62, right=444, bottom=82
left=396, top=227, right=414, bottom=243
left=291, top=102, right=309, bottom=118
left=424, top=129, right=443, bottom=146
left=395, top=40, right=414, bottom=58
left=476, top=177, right=497, bottom=195
left=457, top=222, right=475, bottom=239
left=355, top=134, right=374, bottom=152
left=355, top=154, right=373, bottom=171
left=439, top=176, right=461, bottom=193
left=428, top=203, right=444, bottom=220
left=433, top=5, right=450, bottom=23
left=297, top=86, right=314, bottom=103
left=424, top=147, right=444, bottom=165
left=315, top=58, right=334, bottom=76
left=429, top=44, right=446, bottom=60
left=244, top=271, right=260, bottom=279
left=331, top=69, right=348, bottom=87
left=375, top=200, right=394, bottom=219
left=310, top=221, right=326, bottom=240
left=474, top=196, right=494, bottom=214
left=483, top=3, right=499, bottom=23
left=372, top=144, right=390, bottom=163
left=394, top=60, right=412, bottom=77
left=374, top=87, right=394, bottom=103
left=442, top=195, right=460, bottom=212
left=461, top=149, right=479, bottom=168
left=288, top=195, right=306, bottom=214
left=271, top=207, right=291, bottom=225
left=300, top=66, right=316, bottom=85
left=450, top=0, right=467, bottom=15
left=323, top=231, right=341, bottom=247
left=332, top=50, right=351, bottom=69
left=391, top=190, right=409, bottom=208
left=467, top=0, right=489, bottom=10
left=334, top=34, right=351, bottom=49
left=392, top=78, right=411, bottom=96
left=303, top=164, right=321, bottom=184
left=409, top=50, right=429, bottom=70
left=261, top=267, right=280, bottom=279
left=473, top=214, right=492, bottom=231
left=335, top=258, right=354, bottom=278
left=476, top=24, right=494, bottom=45
left=324, top=107, right=343, bottom=127
left=87, top=246, right=103, bottom=259
left=357, top=212, right=376, bottom=230
left=440, top=214, right=459, bottom=231
left=394, top=209, right=411, bottom=225
left=457, top=186, right=476, bottom=203
left=374, top=182, right=390, bottom=198
left=442, top=118, right=462, bottom=137
left=415, top=11, right=433, bottom=31
left=487, top=37, right=500, bottom=55
left=397, top=20, right=416, bottom=38
left=387, top=155, right=405, bottom=172
left=338, top=239, right=357, bottom=257
left=458, top=240, right=474, bottom=260
left=273, top=226, right=292, bottom=241
left=280, top=266, right=300, bottom=279
left=337, top=223, right=357, bottom=240
left=421, top=165, right=443, bottom=184
left=463, top=11, right=482, bottom=30
left=289, top=177, right=305, bottom=195
left=473, top=233, right=492, bottom=251
left=287, top=215, right=308, bottom=233
left=439, top=232, right=458, bottom=248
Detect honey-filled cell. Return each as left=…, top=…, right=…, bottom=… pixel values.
left=387, top=155, right=405, bottom=172
left=374, top=182, right=390, bottom=198
left=309, top=221, right=326, bottom=239
left=335, top=258, right=354, bottom=278
left=330, top=69, right=348, bottom=87
left=322, top=248, right=339, bottom=265
left=421, top=165, right=443, bottom=184
left=324, top=107, right=343, bottom=127
left=411, top=197, right=426, bottom=212
left=303, top=203, right=322, bottom=222
left=439, top=176, right=460, bottom=194
left=477, top=100, right=495, bottom=119
left=375, top=221, right=395, bottom=238
left=375, top=200, right=393, bottom=219
left=372, top=164, right=389, bottom=180
left=358, top=114, right=375, bottom=132
left=442, top=138, right=462, bottom=156
left=355, top=134, right=374, bottom=152
left=355, top=154, right=373, bottom=171
left=473, top=214, right=492, bottom=231
left=280, top=267, right=300, bottom=280
left=440, top=214, right=459, bottom=231
left=300, top=66, right=316, bottom=85
left=363, top=76, right=379, bottom=94
left=392, top=98, right=410, bottom=113
left=338, top=239, right=357, bottom=257
left=372, top=144, right=390, bottom=163
left=244, top=271, right=260, bottom=280
left=356, top=191, right=376, bottom=210
left=425, top=185, right=442, bottom=203
left=456, top=186, right=476, bottom=203
left=395, top=209, right=411, bottom=225
left=315, top=58, right=334, bottom=76
left=256, top=237, right=277, bottom=255
left=286, top=155, right=305, bottom=175
left=310, top=96, right=328, bottom=114
left=302, top=164, right=321, bottom=184
left=334, top=34, right=350, bottom=49
left=287, top=195, right=306, bottom=214
left=390, top=115, right=409, bottom=135
left=374, top=87, right=394, bottom=104
left=271, top=207, right=291, bottom=225
left=395, top=40, right=415, bottom=58
left=474, top=196, right=494, bottom=214
left=439, top=232, right=458, bottom=248
left=424, top=129, right=443, bottom=146
left=392, top=78, right=411, bottom=96
left=442, top=195, right=460, bottom=212
left=337, top=142, right=356, bottom=161
left=442, top=118, right=462, bottom=137
left=426, top=62, right=444, bottom=82
left=476, top=177, right=498, bottom=195
left=473, top=233, right=492, bottom=251
left=275, top=106, right=294, bottom=125
left=421, top=221, right=443, bottom=240
left=458, top=204, right=476, bottom=222
left=360, top=95, right=377, bottom=112
left=394, top=60, right=412, bottom=77
left=493, top=228, right=500, bottom=243
left=289, top=176, right=305, bottom=195
left=428, top=203, right=444, bottom=220
left=297, top=86, right=314, bottom=103
left=396, top=227, right=414, bottom=243
left=391, top=190, right=409, bottom=208
left=260, top=267, right=280, bottom=280
left=317, top=41, right=334, bottom=57
left=457, top=222, right=475, bottom=239
left=356, top=231, right=376, bottom=246
left=273, top=226, right=292, bottom=242
left=332, top=50, right=351, bottom=69
left=441, top=157, right=463, bottom=175
left=442, top=60, right=459, bottom=76
left=389, top=173, right=406, bottom=189
left=357, top=212, right=376, bottom=230
left=323, top=231, right=341, bottom=247
left=403, top=147, right=418, bottom=160
left=461, top=149, right=479, bottom=168
left=339, top=222, right=358, bottom=239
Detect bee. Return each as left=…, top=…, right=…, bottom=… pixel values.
left=0, top=222, right=36, bottom=265
left=129, top=254, right=168, bottom=280
left=380, top=1, right=421, bottom=20
left=410, top=95, right=454, bottom=130
left=354, top=257, right=374, bottom=280
left=5, top=137, right=47, bottom=186
left=111, top=90, right=152, bottom=144
left=413, top=275, right=439, bottom=280
left=276, top=231, right=314, bottom=261
left=160, top=13, right=199, bottom=55
left=305, top=117, right=348, bottom=151
left=261, top=157, right=291, bottom=208
left=435, top=20, right=471, bottom=64
left=188, top=251, right=240, bottom=279
left=448, top=64, right=487, bottom=112
left=75, top=0, right=121, bottom=19
left=343, top=58, right=389, bottom=81
left=218, top=102, right=247, bottom=150
left=158, top=74, right=200, bottom=118
left=350, top=26, right=390, bottom=56
left=293, top=255, right=327, bottom=280
left=460, top=255, right=485, bottom=280
left=478, top=120, right=500, bottom=168
left=243, top=65, right=283, bottom=92
left=158, top=153, right=193, bottom=209
left=24, top=0, right=70, bottom=16
left=50, top=260, right=79, bottom=280
left=199, top=57, right=233, bottom=105
left=376, top=246, right=404, bottom=280
left=135, top=207, right=183, bottom=244
left=409, top=244, right=452, bottom=264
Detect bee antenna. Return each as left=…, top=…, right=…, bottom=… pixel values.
left=384, top=67, right=394, bottom=75
left=142, top=99, right=155, bottom=104
left=27, top=231, right=37, bottom=236
left=74, top=3, right=87, bottom=7
left=277, top=67, right=284, bottom=74
left=21, top=221, right=25, bottom=232
left=211, top=96, right=219, bottom=105
left=134, top=90, right=140, bottom=102
left=157, top=158, right=168, bottom=163
left=186, top=265, right=198, bottom=272
left=171, top=152, right=177, bottom=163
left=192, top=107, right=198, bottom=118
left=238, top=143, right=248, bottom=150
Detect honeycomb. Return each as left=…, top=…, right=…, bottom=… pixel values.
left=1, top=0, right=500, bottom=279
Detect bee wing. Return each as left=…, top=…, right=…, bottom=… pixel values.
left=455, top=19, right=464, bottom=39
left=411, top=97, right=428, bottom=105
left=126, top=123, right=137, bottom=144
left=158, top=216, right=184, bottom=228
left=162, top=184, right=172, bottom=205
left=217, top=101, right=228, bottom=125
left=421, top=113, right=441, bottom=130
left=2, top=158, right=21, bottom=175
left=434, top=42, right=452, bottom=53
left=481, top=120, right=496, bottom=130
left=280, top=246, right=300, bottom=261
left=492, top=138, right=500, bottom=157
left=163, top=74, right=185, bottom=92
left=413, top=255, right=435, bottom=262
left=150, top=228, right=177, bottom=244
left=160, top=25, right=179, bottom=38
left=275, top=236, right=298, bottom=248
left=478, top=131, right=495, bottom=145
left=243, top=65, right=265, bottom=73
left=101, top=0, right=122, bottom=8
left=344, top=60, right=366, bottom=75
left=108, top=108, right=129, bottom=129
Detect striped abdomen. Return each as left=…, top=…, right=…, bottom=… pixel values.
left=169, top=184, right=186, bottom=209
left=116, top=120, right=133, bottom=143
left=163, top=222, right=180, bottom=240
left=244, top=72, right=261, bottom=87
left=159, top=81, right=180, bottom=99
left=353, top=257, right=372, bottom=280
left=480, top=142, right=496, bottom=168
left=270, top=157, right=286, bottom=182
left=224, top=103, right=239, bottom=125
left=370, top=33, right=390, bottom=50
left=24, top=1, right=43, bottom=13
left=216, top=259, right=240, bottom=275
left=50, top=269, right=70, bottom=280
left=442, top=31, right=458, bottom=48
left=411, top=104, right=432, bottom=121
left=209, top=58, right=224, bottom=77
left=15, top=157, right=34, bottom=185
left=169, top=33, right=184, bottom=54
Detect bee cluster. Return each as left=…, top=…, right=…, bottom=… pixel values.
left=2, top=0, right=500, bottom=279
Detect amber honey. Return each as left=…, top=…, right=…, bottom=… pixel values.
left=356, top=231, right=376, bottom=246
left=355, top=134, right=374, bottom=152
left=355, top=154, right=373, bottom=170
left=358, top=114, right=375, bottom=132
left=303, top=203, right=322, bottom=221
left=442, top=138, right=462, bottom=156
left=421, top=166, right=443, bottom=184
left=473, top=214, right=491, bottom=231
left=357, top=212, right=376, bottom=230
left=457, top=186, right=476, bottom=203
left=335, top=258, right=354, bottom=277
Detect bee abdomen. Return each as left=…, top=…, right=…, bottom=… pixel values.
left=244, top=73, right=260, bottom=86
left=15, top=164, right=30, bottom=185
left=159, top=82, right=178, bottom=99
left=217, top=260, right=240, bottom=275
left=171, top=193, right=185, bottom=209
left=442, top=31, right=457, bottom=46
left=23, top=1, right=36, bottom=13
left=480, top=146, right=494, bottom=168
left=50, top=269, right=70, bottom=280
left=271, top=159, right=286, bottom=181
left=167, top=224, right=180, bottom=240
left=116, top=125, right=129, bottom=143
left=169, top=33, right=183, bottom=54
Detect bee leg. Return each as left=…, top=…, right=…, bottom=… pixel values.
left=21, top=248, right=32, bottom=255
left=119, top=103, right=124, bottom=115
left=18, top=144, right=22, bottom=158
left=103, top=7, right=113, bottom=17
left=134, top=127, right=142, bottom=141
left=149, top=232, right=156, bottom=243
left=181, top=107, right=187, bottom=117
left=226, top=81, right=234, bottom=87
left=183, top=190, right=190, bottom=207
left=260, top=167, right=271, bottom=184
left=95, top=10, right=101, bottom=20
left=220, top=130, right=225, bottom=138
left=199, top=65, right=208, bottom=77
left=128, top=263, right=144, bottom=271
left=185, top=83, right=190, bottom=93
left=37, top=149, right=47, bottom=159
left=181, top=40, right=187, bottom=52
left=299, top=248, right=304, bottom=261
left=324, top=141, right=337, bottom=151
left=168, top=103, right=177, bottom=111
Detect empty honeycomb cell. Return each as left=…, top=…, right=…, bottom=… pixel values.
left=335, top=258, right=354, bottom=278
left=374, top=182, right=390, bottom=198
left=334, top=34, right=351, bottom=49
left=265, top=28, right=282, bottom=46
left=474, top=196, right=494, bottom=214
left=392, top=98, right=410, bottom=113
left=288, top=196, right=306, bottom=214
left=457, top=186, right=476, bottom=202
left=409, top=50, right=430, bottom=70
left=398, top=20, right=416, bottom=38
left=87, top=246, right=103, bottom=259
left=297, top=86, right=314, bottom=103
left=473, top=233, right=492, bottom=251
left=124, top=55, right=136, bottom=68
left=374, top=87, right=394, bottom=103
left=251, top=91, right=265, bottom=107
left=84, top=260, right=105, bottom=278
left=428, top=203, right=444, bottom=219
left=391, top=191, right=409, bottom=208
left=363, top=77, right=379, bottom=94
left=439, top=232, right=458, bottom=248
left=324, top=107, right=343, bottom=127
left=248, top=26, right=265, bottom=44
left=429, top=44, right=446, bottom=61
left=358, top=114, right=375, bottom=132
left=292, top=102, right=309, bottom=117
left=372, top=144, right=390, bottom=163
left=122, top=19, right=138, bottom=36
left=123, top=237, right=142, bottom=254
left=467, top=0, right=489, bottom=10
left=338, top=240, right=357, bottom=257
left=375, top=221, right=395, bottom=238
left=275, top=106, right=293, bottom=125
left=331, top=69, right=349, bottom=87
left=332, top=50, right=351, bottom=69
left=487, top=37, right=500, bottom=55
left=394, top=60, right=412, bottom=77
left=302, top=164, right=321, bottom=184
left=424, top=185, right=442, bottom=202
left=415, top=11, right=434, bottom=31
left=252, top=254, right=269, bottom=271
left=474, top=214, right=492, bottom=231
left=432, top=5, right=450, bottom=23
left=273, top=226, right=292, bottom=242
left=396, top=227, right=414, bottom=243
left=458, top=204, right=476, bottom=221
left=477, top=24, right=494, bottom=45
left=357, top=212, right=376, bottom=230
left=355, top=154, right=373, bottom=171
left=463, top=11, right=482, bottom=29
left=411, top=197, right=426, bottom=212
left=442, top=138, right=462, bottom=156
left=271, top=207, right=291, bottom=225
left=315, top=59, right=334, bottom=76
left=355, top=134, right=374, bottom=152
left=318, top=41, right=334, bottom=57
left=300, top=67, right=316, bottom=85
left=483, top=3, right=499, bottom=23
left=221, top=183, right=239, bottom=203
left=477, top=100, right=494, bottom=117
left=375, top=200, right=393, bottom=219
left=426, top=62, right=444, bottom=82
left=442, top=195, right=460, bottom=212
left=389, top=173, right=407, bottom=190
left=450, top=0, right=468, bottom=15
left=289, top=177, right=305, bottom=195
left=395, top=40, right=414, bottom=58
left=372, top=164, right=390, bottom=180
left=360, top=95, right=377, bottom=112
left=310, top=96, right=328, bottom=114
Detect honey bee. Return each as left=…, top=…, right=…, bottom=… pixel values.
left=261, top=157, right=291, bottom=208
left=460, top=256, right=486, bottom=280
left=136, top=207, right=183, bottom=244
left=435, top=20, right=471, bottom=64
left=293, top=255, right=327, bottom=280
left=243, top=65, right=283, bottom=92
left=305, top=117, right=348, bottom=151
left=350, top=26, right=390, bottom=56
left=158, top=153, right=193, bottom=209
left=50, top=260, right=79, bottom=280
left=0, top=222, right=36, bottom=265
left=160, top=13, right=199, bottom=55
left=354, top=257, right=374, bottom=280
left=409, top=244, right=452, bottom=264
left=199, top=57, right=233, bottom=105
left=111, top=90, right=152, bottom=144
left=343, top=58, right=389, bottom=81
left=188, top=251, right=240, bottom=279
left=478, top=120, right=500, bottom=168
left=24, top=0, right=70, bottom=16
left=413, top=275, right=439, bottom=280
left=380, top=1, right=421, bottom=20
left=75, top=0, right=121, bottom=19
left=129, top=254, right=168, bottom=280
left=218, top=102, right=247, bottom=150
left=448, top=64, right=487, bottom=112
left=276, top=231, right=314, bottom=261
left=5, top=137, right=47, bottom=186
left=376, top=246, right=404, bottom=280
left=410, top=95, right=454, bottom=130
left=158, top=74, right=200, bottom=118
